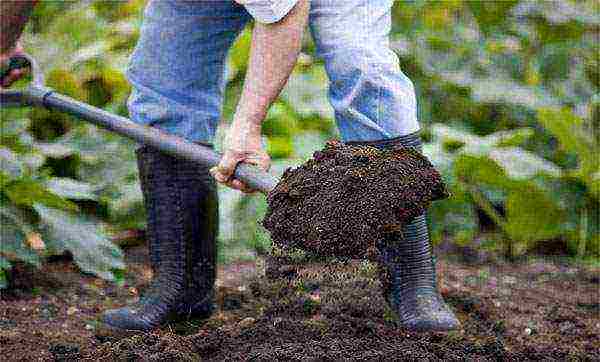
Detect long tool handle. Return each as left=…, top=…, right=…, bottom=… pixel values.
left=1, top=56, right=278, bottom=194
left=45, top=92, right=278, bottom=194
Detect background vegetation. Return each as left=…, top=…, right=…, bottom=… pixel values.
left=1, top=0, right=598, bottom=288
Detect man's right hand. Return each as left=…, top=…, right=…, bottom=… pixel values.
left=0, top=42, right=27, bottom=89
left=210, top=120, right=271, bottom=193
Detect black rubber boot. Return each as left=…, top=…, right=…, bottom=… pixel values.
left=97, top=145, right=217, bottom=337
left=350, top=132, right=460, bottom=332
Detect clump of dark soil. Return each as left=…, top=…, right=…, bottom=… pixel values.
left=263, top=139, right=449, bottom=259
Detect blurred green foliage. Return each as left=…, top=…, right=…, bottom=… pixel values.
left=1, top=0, right=598, bottom=286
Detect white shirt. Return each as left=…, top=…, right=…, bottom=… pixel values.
left=239, top=0, right=300, bottom=24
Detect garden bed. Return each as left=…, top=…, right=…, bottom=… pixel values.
left=1, top=247, right=598, bottom=360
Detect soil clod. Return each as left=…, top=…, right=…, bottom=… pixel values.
left=263, top=140, right=449, bottom=259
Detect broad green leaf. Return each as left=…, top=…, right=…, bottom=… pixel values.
left=0, top=147, right=23, bottom=178
left=292, top=131, right=329, bottom=160
left=467, top=0, right=518, bottom=34
left=0, top=266, right=8, bottom=289
left=454, top=154, right=511, bottom=189
left=423, top=141, right=454, bottom=175
left=45, top=177, right=98, bottom=200
left=227, top=27, right=252, bottom=80
left=0, top=118, right=30, bottom=138
left=430, top=124, right=534, bottom=156
left=430, top=124, right=479, bottom=148
left=489, top=147, right=561, bottom=179
left=22, top=152, right=46, bottom=172
left=0, top=205, right=40, bottom=268
left=105, top=181, right=145, bottom=229
left=537, top=107, right=591, bottom=155
left=0, top=256, right=10, bottom=270
left=4, top=179, right=77, bottom=211
left=34, top=141, right=75, bottom=158
left=590, top=171, right=600, bottom=198
left=267, top=136, right=294, bottom=160
left=484, top=128, right=534, bottom=147
left=471, top=78, right=558, bottom=109
left=282, top=66, right=333, bottom=120
left=34, top=204, right=125, bottom=281
left=429, top=191, right=478, bottom=245
left=504, top=185, right=565, bottom=247
left=538, top=107, right=599, bottom=177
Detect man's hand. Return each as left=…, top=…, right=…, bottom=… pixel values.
left=210, top=0, right=308, bottom=193
left=0, top=0, right=38, bottom=88
left=210, top=120, right=271, bottom=193
left=0, top=41, right=27, bottom=88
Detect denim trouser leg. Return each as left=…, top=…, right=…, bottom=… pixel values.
left=127, top=0, right=418, bottom=144
left=126, top=0, right=251, bottom=144
left=309, top=0, right=419, bottom=143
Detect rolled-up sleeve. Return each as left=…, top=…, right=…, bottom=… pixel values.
left=241, top=0, right=300, bottom=24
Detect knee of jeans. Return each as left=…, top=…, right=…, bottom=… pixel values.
left=325, top=44, right=392, bottom=78
left=324, top=45, right=413, bottom=96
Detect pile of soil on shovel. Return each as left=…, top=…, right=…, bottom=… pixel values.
left=262, top=139, right=449, bottom=259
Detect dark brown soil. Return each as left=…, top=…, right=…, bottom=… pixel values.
left=1, top=248, right=598, bottom=361
left=263, top=140, right=449, bottom=259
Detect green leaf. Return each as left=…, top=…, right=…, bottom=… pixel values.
left=429, top=191, right=478, bottom=245
left=0, top=256, right=11, bottom=270
left=423, top=141, right=455, bottom=176
left=0, top=205, right=40, bottom=268
left=504, top=185, right=565, bottom=248
left=454, top=154, right=511, bottom=189
left=537, top=107, right=599, bottom=181
left=489, top=147, right=561, bottom=180
left=34, top=141, right=75, bottom=158
left=4, top=179, right=78, bottom=211
left=282, top=66, right=334, bottom=120
left=227, top=27, right=252, bottom=80
left=537, top=108, right=590, bottom=155
left=470, top=78, right=558, bottom=109
left=105, top=181, right=145, bottom=229
left=267, top=136, right=294, bottom=159
left=0, top=267, right=8, bottom=289
left=34, top=204, right=125, bottom=281
left=431, top=124, right=536, bottom=156
left=430, top=124, right=479, bottom=149
left=45, top=177, right=98, bottom=200
left=484, top=128, right=535, bottom=148
left=0, top=147, right=23, bottom=178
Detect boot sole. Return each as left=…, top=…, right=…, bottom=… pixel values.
left=94, top=307, right=214, bottom=342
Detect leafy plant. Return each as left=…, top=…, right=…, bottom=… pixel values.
left=536, top=107, right=599, bottom=256
left=0, top=132, right=125, bottom=288
left=2, top=0, right=597, bottom=281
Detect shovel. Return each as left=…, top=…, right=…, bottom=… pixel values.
left=0, top=55, right=278, bottom=194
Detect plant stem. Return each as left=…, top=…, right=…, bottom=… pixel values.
left=577, top=207, right=588, bottom=259
left=459, top=180, right=512, bottom=256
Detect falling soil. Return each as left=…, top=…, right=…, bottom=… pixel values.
left=263, top=139, right=449, bottom=259
left=2, top=247, right=598, bottom=360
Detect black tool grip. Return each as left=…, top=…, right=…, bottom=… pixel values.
left=0, top=55, right=31, bottom=84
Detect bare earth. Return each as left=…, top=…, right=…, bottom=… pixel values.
left=1, top=246, right=598, bottom=361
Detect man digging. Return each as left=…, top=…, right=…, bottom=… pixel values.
left=1, top=0, right=459, bottom=335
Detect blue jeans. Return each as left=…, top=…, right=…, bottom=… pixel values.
left=127, top=0, right=419, bottom=144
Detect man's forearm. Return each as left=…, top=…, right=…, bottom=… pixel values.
left=234, top=0, right=310, bottom=125
left=0, top=0, right=38, bottom=53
